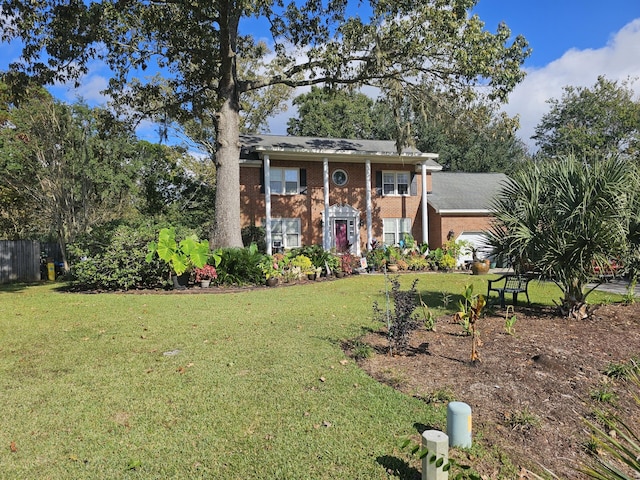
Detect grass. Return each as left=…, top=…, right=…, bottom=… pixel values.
left=0, top=273, right=621, bottom=478
left=505, top=406, right=541, bottom=431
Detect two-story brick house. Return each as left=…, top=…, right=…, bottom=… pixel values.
left=239, top=134, right=506, bottom=257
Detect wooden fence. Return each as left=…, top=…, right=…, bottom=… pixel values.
left=0, top=240, right=41, bottom=284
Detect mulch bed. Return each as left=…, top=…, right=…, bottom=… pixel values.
left=353, top=302, right=640, bottom=479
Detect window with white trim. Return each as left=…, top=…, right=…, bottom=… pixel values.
left=270, top=168, right=299, bottom=195
left=383, top=218, right=412, bottom=246
left=382, top=171, right=410, bottom=195
left=271, top=218, right=301, bottom=249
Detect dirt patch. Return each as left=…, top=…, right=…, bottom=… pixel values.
left=354, top=303, right=640, bottom=479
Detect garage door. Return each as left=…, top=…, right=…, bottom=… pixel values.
left=456, top=231, right=491, bottom=267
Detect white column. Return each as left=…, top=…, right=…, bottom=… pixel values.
left=264, top=155, right=272, bottom=255
left=421, top=163, right=429, bottom=246
left=323, top=158, right=330, bottom=250
left=365, top=159, right=372, bottom=250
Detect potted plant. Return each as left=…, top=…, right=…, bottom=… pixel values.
left=365, top=248, right=380, bottom=272
left=258, top=255, right=282, bottom=286
left=470, top=247, right=491, bottom=275
left=194, top=264, right=217, bottom=287
left=340, top=252, right=354, bottom=275
left=428, top=248, right=444, bottom=271
left=438, top=253, right=457, bottom=272
left=290, top=254, right=314, bottom=280
left=324, top=252, right=341, bottom=277
left=146, top=227, right=209, bottom=289
left=384, top=246, right=402, bottom=272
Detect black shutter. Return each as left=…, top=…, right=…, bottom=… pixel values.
left=260, top=166, right=265, bottom=194
left=375, top=171, right=382, bottom=196
left=300, top=168, right=307, bottom=194
left=410, top=172, right=417, bottom=196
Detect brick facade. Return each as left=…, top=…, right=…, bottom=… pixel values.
left=428, top=207, right=494, bottom=249
left=238, top=135, right=499, bottom=253
left=240, top=160, right=435, bottom=250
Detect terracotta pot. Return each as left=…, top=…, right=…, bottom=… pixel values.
left=387, top=264, right=399, bottom=273
left=471, top=260, right=491, bottom=275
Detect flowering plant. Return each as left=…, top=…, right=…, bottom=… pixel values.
left=194, top=264, right=218, bottom=281
left=258, top=255, right=283, bottom=280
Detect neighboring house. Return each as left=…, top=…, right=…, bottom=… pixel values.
left=239, top=134, right=506, bottom=257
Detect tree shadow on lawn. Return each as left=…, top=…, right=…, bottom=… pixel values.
left=0, top=282, right=38, bottom=293
left=417, top=288, right=465, bottom=312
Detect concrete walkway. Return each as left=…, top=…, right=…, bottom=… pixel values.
left=588, top=278, right=638, bottom=296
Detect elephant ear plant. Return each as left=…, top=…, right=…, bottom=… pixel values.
left=146, top=227, right=209, bottom=276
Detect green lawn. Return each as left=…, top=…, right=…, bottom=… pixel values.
left=0, top=274, right=620, bottom=478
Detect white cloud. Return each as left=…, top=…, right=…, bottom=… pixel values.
left=506, top=19, right=640, bottom=151
left=70, top=75, right=111, bottom=104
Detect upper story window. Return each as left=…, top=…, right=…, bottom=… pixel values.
left=270, top=168, right=300, bottom=195
left=382, top=171, right=410, bottom=195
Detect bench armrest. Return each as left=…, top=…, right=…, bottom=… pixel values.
left=487, top=275, right=508, bottom=290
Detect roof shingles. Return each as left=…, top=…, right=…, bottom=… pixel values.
left=429, top=172, right=508, bottom=213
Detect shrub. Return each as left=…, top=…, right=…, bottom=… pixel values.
left=340, top=252, right=355, bottom=274
left=439, top=253, right=457, bottom=271
left=372, top=276, right=421, bottom=355
left=241, top=225, right=266, bottom=252
left=287, top=245, right=341, bottom=275
left=395, top=258, right=408, bottom=270
left=289, top=254, right=314, bottom=276
left=366, top=247, right=386, bottom=270
left=69, top=224, right=167, bottom=290
left=216, top=244, right=263, bottom=285
left=406, top=255, right=429, bottom=271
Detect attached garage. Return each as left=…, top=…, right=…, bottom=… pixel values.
left=427, top=172, right=508, bottom=263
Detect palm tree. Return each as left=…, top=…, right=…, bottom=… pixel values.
left=487, top=156, right=639, bottom=318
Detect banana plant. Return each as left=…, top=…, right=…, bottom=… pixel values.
left=454, top=284, right=485, bottom=363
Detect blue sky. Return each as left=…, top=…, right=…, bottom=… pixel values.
left=472, top=0, right=640, bottom=67
left=2, top=1, right=640, bottom=151
left=468, top=0, right=640, bottom=148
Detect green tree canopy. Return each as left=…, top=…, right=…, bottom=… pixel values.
left=136, top=142, right=216, bottom=234
left=487, top=155, right=640, bottom=318
left=411, top=92, right=529, bottom=173
left=533, top=76, right=640, bottom=161
left=2, top=0, right=530, bottom=247
left=1, top=79, right=215, bottom=245
left=287, top=87, right=376, bottom=138
left=287, top=85, right=528, bottom=173
left=0, top=90, right=144, bottom=267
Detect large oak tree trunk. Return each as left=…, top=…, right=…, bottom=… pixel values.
left=211, top=4, right=243, bottom=249
left=211, top=98, right=243, bottom=248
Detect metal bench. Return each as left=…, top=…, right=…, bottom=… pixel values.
left=487, top=274, right=532, bottom=308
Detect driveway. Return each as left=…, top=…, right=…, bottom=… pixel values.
left=588, top=278, right=638, bottom=296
